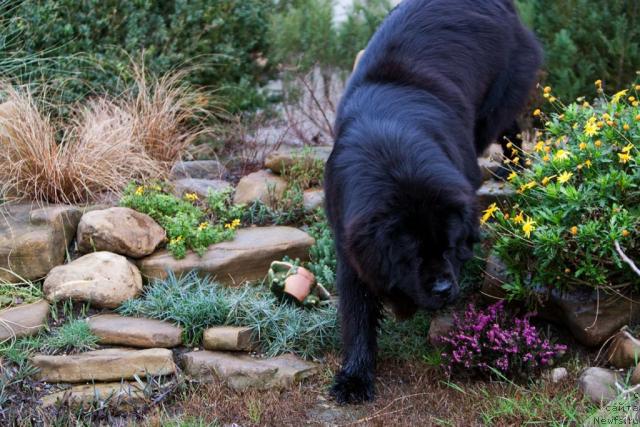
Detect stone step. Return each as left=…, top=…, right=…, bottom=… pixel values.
left=41, top=382, right=146, bottom=409
left=87, top=314, right=182, bottom=348
left=32, top=348, right=176, bottom=383
left=476, top=180, right=515, bottom=210
left=182, top=351, right=318, bottom=391
left=0, top=300, right=49, bottom=341
left=478, top=158, right=502, bottom=181
left=203, top=326, right=256, bottom=351
left=138, top=226, right=315, bottom=285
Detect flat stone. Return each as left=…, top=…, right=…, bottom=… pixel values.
left=41, top=382, right=146, bottom=409
left=44, top=252, right=143, bottom=308
left=0, top=300, right=49, bottom=341
left=173, top=178, right=231, bottom=199
left=233, top=170, right=288, bottom=207
left=303, top=189, right=325, bottom=211
left=203, top=326, right=256, bottom=351
left=578, top=367, right=621, bottom=404
left=87, top=314, right=182, bottom=348
left=169, top=160, right=227, bottom=180
left=0, top=204, right=81, bottom=283
left=264, top=147, right=332, bottom=175
left=427, top=312, right=454, bottom=347
left=32, top=348, right=176, bottom=383
left=76, top=207, right=165, bottom=258
left=476, top=180, right=515, bottom=211
left=607, top=329, right=640, bottom=369
left=138, top=226, right=314, bottom=285
left=182, top=351, right=318, bottom=391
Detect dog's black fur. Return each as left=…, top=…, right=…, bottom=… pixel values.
left=324, top=0, right=542, bottom=404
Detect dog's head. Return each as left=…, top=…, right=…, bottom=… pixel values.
left=344, top=176, right=478, bottom=315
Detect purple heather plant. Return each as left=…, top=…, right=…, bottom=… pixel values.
left=440, top=301, right=566, bottom=378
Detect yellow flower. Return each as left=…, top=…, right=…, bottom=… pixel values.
left=634, top=101, right=640, bottom=107
left=549, top=96, right=557, bottom=103
left=623, top=124, right=631, bottom=131
left=534, top=141, right=545, bottom=152
left=184, top=193, right=199, bottom=202
left=585, top=159, right=592, bottom=168
left=518, top=181, right=537, bottom=193
left=232, top=218, right=241, bottom=228
left=630, top=96, right=637, bottom=102
left=584, top=117, right=599, bottom=137
left=522, top=217, right=536, bottom=238
left=603, top=113, right=611, bottom=120
left=507, top=171, right=518, bottom=181
left=622, top=229, right=631, bottom=238
left=541, top=176, right=552, bottom=186
left=594, top=140, right=602, bottom=147
left=612, top=89, right=628, bottom=104
left=543, top=86, right=552, bottom=94
left=533, top=109, right=541, bottom=117
left=636, top=114, right=640, bottom=121
left=542, top=154, right=550, bottom=162
left=135, top=186, right=144, bottom=196
left=570, top=226, right=578, bottom=236
left=619, top=152, right=632, bottom=164
left=512, top=157, right=520, bottom=164
left=583, top=101, right=590, bottom=108
left=170, top=236, right=184, bottom=245
left=513, top=211, right=525, bottom=224
left=579, top=142, right=587, bottom=151
left=544, top=145, right=552, bottom=153
left=557, top=171, right=573, bottom=184
left=595, top=79, right=603, bottom=89
left=224, top=218, right=242, bottom=230
left=481, top=203, right=499, bottom=224
left=554, top=149, right=570, bottom=161
left=198, top=222, right=208, bottom=231
left=636, top=84, right=640, bottom=91
left=622, top=143, right=634, bottom=153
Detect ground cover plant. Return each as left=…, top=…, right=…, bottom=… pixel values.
left=485, top=81, right=640, bottom=301
left=121, top=184, right=242, bottom=259
left=440, top=301, right=566, bottom=378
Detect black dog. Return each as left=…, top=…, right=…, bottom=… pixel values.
left=324, top=0, right=542, bottom=404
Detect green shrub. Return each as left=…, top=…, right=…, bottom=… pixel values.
left=3, top=1, right=274, bottom=109
left=516, top=0, right=640, bottom=102
left=118, top=273, right=339, bottom=359
left=486, top=82, right=640, bottom=301
left=120, top=184, right=241, bottom=259
left=42, top=319, right=99, bottom=354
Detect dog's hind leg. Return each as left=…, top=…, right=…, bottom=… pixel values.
left=330, top=253, right=381, bottom=404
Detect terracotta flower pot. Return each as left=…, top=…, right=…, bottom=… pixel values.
left=284, top=267, right=315, bottom=303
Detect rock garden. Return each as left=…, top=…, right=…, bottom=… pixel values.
left=1, top=1, right=640, bottom=426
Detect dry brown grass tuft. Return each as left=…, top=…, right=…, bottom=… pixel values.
left=0, top=69, right=215, bottom=204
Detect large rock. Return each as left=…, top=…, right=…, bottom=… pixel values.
left=203, top=326, right=256, bottom=351
left=477, top=180, right=515, bottom=211
left=87, top=314, right=182, bottom=348
left=76, top=207, right=165, bottom=258
left=478, top=158, right=502, bottom=182
left=303, top=189, right=325, bottom=212
left=173, top=178, right=231, bottom=199
left=578, top=367, right=621, bottom=404
left=264, top=147, right=332, bottom=175
left=138, top=226, right=314, bottom=285
left=41, top=382, right=146, bottom=409
left=481, top=254, right=509, bottom=301
left=0, top=300, right=49, bottom=341
left=43, top=252, right=143, bottom=308
left=233, top=170, right=288, bottom=207
left=0, top=204, right=81, bottom=283
left=32, top=348, right=176, bottom=383
left=169, top=160, right=227, bottom=181
left=607, top=329, right=640, bottom=369
left=182, top=351, right=318, bottom=391
left=541, top=288, right=640, bottom=347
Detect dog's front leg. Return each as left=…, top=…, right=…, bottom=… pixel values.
left=330, top=258, right=381, bottom=404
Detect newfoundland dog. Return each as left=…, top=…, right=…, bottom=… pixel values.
left=324, top=0, right=542, bottom=404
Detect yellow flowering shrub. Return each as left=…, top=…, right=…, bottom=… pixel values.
left=485, top=81, right=640, bottom=300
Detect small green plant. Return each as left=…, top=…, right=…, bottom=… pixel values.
left=485, top=82, right=640, bottom=301
left=0, top=281, right=42, bottom=309
left=118, top=273, right=339, bottom=359
left=121, top=184, right=242, bottom=259
left=280, top=147, right=325, bottom=190
left=42, top=319, right=99, bottom=354
left=306, top=212, right=336, bottom=291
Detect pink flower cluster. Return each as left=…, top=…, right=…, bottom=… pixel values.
left=440, top=301, right=566, bottom=377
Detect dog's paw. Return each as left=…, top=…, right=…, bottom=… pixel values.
left=330, top=370, right=375, bottom=405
